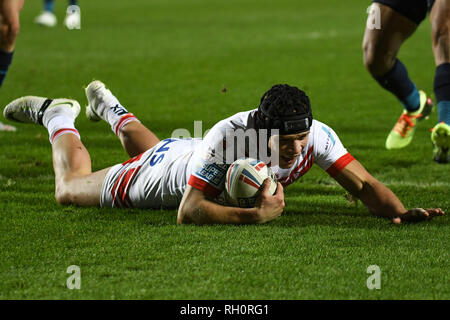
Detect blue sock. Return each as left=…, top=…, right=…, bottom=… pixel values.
left=69, top=0, right=78, bottom=6
left=374, top=59, right=420, bottom=112
left=434, top=63, right=450, bottom=125
left=437, top=101, right=450, bottom=125
left=44, top=0, right=54, bottom=12
left=0, top=50, right=13, bottom=88
left=403, top=84, right=421, bottom=113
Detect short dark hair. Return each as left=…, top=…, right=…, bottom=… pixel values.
left=256, top=84, right=313, bottom=135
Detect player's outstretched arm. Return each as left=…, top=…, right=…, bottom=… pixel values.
left=177, top=179, right=285, bottom=225
left=333, top=160, right=445, bottom=223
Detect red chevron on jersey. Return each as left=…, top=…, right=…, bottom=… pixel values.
left=278, top=146, right=314, bottom=187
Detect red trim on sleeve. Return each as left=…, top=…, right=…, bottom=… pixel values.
left=188, top=175, right=222, bottom=198
left=326, top=153, right=355, bottom=177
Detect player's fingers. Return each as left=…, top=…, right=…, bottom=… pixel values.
left=402, top=208, right=430, bottom=222
left=392, top=217, right=402, bottom=224
left=411, top=208, right=428, bottom=218
left=275, top=182, right=284, bottom=198
left=275, top=182, right=284, bottom=202
left=259, top=178, right=271, bottom=194
left=426, top=208, right=445, bottom=217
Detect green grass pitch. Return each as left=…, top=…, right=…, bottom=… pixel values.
left=0, top=0, right=448, bottom=299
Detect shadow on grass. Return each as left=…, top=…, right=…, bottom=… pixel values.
left=381, top=158, right=417, bottom=169
left=79, top=206, right=178, bottom=227
left=42, top=201, right=448, bottom=231
left=89, top=204, right=383, bottom=230
left=3, top=197, right=384, bottom=229
left=275, top=205, right=385, bottom=229
left=1, top=189, right=405, bottom=230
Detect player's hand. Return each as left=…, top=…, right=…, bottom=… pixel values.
left=254, top=179, right=285, bottom=223
left=392, top=208, right=445, bottom=224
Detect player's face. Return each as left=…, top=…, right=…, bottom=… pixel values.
left=269, top=131, right=310, bottom=168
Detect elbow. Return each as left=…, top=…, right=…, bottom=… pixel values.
left=54, top=184, right=73, bottom=206
left=177, top=186, right=208, bottom=225
left=177, top=206, right=189, bottom=224
left=177, top=201, right=198, bottom=225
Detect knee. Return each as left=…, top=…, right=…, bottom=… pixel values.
left=10, top=23, right=20, bottom=41
left=363, top=41, right=396, bottom=77
left=362, top=42, right=376, bottom=72
left=8, top=20, right=20, bottom=43
left=1, top=20, right=20, bottom=49
left=55, top=189, right=72, bottom=206
left=54, top=182, right=73, bottom=206
left=432, top=20, right=450, bottom=60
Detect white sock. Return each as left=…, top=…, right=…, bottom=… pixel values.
left=45, top=114, right=80, bottom=144
left=99, top=91, right=141, bottom=135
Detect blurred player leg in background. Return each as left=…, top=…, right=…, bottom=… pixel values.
left=85, top=80, right=161, bottom=157
left=363, top=1, right=433, bottom=150
left=64, top=0, right=80, bottom=30
left=35, top=0, right=56, bottom=27
left=430, top=0, right=450, bottom=163
left=0, top=0, right=23, bottom=86
left=0, top=0, right=24, bottom=132
left=35, top=0, right=80, bottom=30
left=4, top=96, right=108, bottom=206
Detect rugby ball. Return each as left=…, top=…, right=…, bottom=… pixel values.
left=225, top=158, right=277, bottom=208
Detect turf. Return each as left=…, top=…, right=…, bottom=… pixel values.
left=0, top=0, right=448, bottom=299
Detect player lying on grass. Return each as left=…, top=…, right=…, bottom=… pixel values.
left=363, top=0, right=450, bottom=161
left=3, top=81, right=445, bottom=224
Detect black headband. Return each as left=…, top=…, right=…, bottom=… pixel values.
left=257, top=109, right=313, bottom=135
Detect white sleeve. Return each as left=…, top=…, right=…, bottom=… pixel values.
left=312, top=122, right=355, bottom=177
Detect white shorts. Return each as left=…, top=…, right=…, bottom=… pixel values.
left=100, top=138, right=199, bottom=209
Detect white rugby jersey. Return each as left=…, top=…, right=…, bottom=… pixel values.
left=101, top=109, right=355, bottom=209
left=188, top=109, right=355, bottom=198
